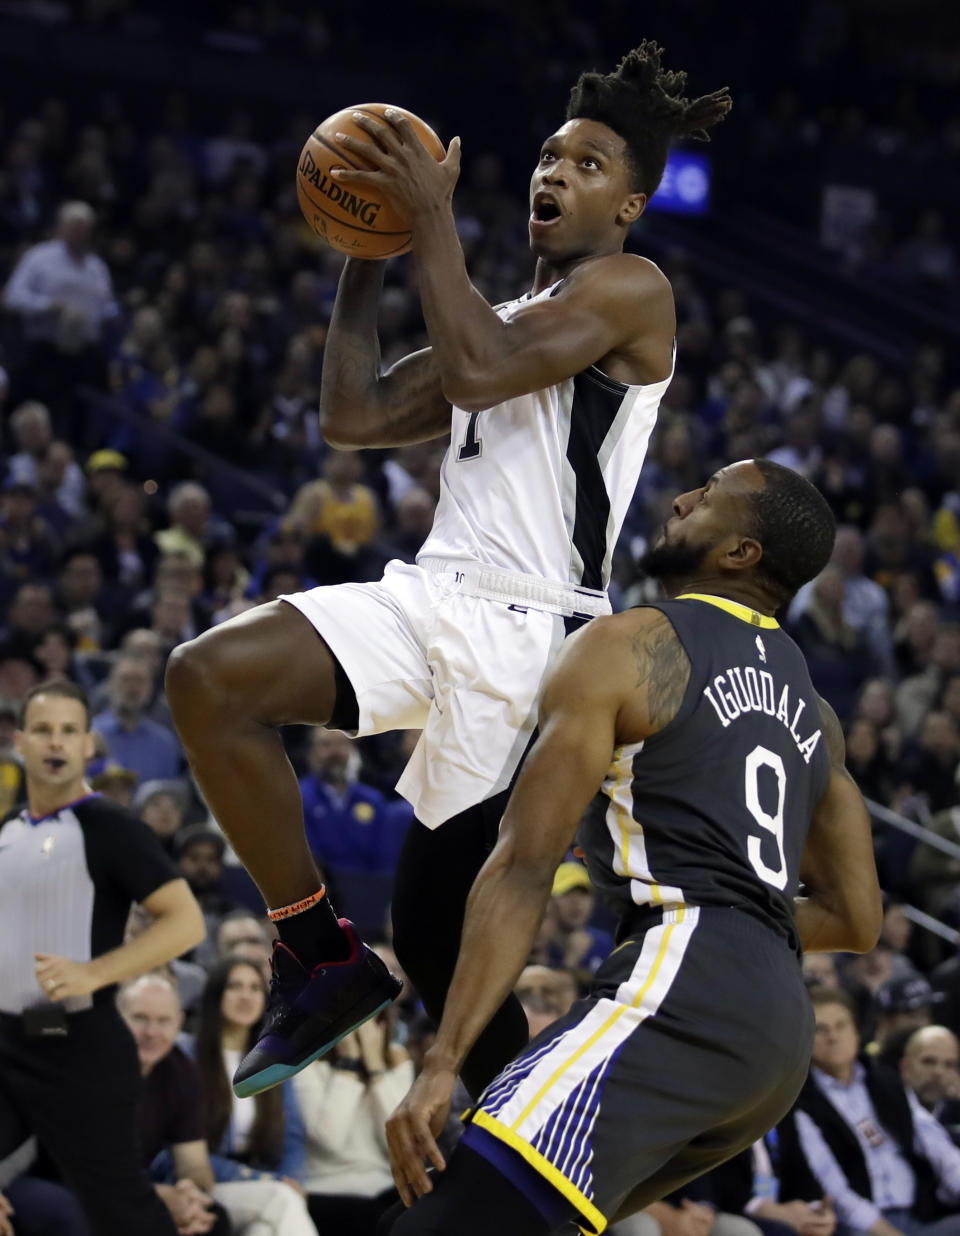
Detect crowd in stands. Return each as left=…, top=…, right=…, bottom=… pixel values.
left=4, top=4, right=960, bottom=1232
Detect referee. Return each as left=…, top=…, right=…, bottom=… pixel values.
left=0, top=677, right=206, bottom=1235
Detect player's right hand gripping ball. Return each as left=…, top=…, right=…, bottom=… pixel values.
left=297, top=103, right=445, bottom=259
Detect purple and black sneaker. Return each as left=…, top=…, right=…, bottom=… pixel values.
left=232, top=919, right=403, bottom=1098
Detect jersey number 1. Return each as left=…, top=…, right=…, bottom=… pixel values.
left=744, top=745, right=788, bottom=891
left=457, top=411, right=483, bottom=461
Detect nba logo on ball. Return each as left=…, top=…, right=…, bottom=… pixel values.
left=296, top=103, right=445, bottom=259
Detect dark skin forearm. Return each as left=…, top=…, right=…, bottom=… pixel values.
left=319, top=258, right=450, bottom=449
left=410, top=205, right=515, bottom=408
left=427, top=849, right=555, bottom=1076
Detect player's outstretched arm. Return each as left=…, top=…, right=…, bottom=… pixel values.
left=385, top=610, right=688, bottom=1204
left=319, top=258, right=451, bottom=449
left=795, top=697, right=883, bottom=954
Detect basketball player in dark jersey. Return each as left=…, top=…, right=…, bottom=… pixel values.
left=384, top=459, right=883, bottom=1236
left=166, top=45, right=731, bottom=1100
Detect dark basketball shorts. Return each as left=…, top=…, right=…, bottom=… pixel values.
left=460, top=904, right=815, bottom=1233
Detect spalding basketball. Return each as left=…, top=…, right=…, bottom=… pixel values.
left=296, top=103, right=445, bottom=259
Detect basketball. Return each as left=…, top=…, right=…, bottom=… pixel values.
left=296, top=103, right=445, bottom=259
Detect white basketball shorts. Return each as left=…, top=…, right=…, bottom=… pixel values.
left=279, top=557, right=610, bottom=829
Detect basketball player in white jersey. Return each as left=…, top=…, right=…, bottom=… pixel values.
left=166, top=41, right=732, bottom=1100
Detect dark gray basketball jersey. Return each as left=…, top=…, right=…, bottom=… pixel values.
left=578, top=593, right=830, bottom=951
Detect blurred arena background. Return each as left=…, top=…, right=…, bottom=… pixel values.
left=3, top=0, right=960, bottom=1224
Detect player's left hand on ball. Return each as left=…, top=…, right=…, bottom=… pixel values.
left=332, top=109, right=461, bottom=221
left=385, top=1065, right=455, bottom=1207
left=34, top=953, right=99, bottom=1001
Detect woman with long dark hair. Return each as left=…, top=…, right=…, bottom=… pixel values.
left=189, top=956, right=317, bottom=1236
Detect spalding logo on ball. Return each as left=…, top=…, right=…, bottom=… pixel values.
left=297, top=103, right=445, bottom=259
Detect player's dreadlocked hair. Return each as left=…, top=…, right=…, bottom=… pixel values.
left=749, top=460, right=836, bottom=606
left=566, top=40, right=732, bottom=196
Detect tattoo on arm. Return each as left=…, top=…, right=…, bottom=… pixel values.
left=630, top=615, right=690, bottom=730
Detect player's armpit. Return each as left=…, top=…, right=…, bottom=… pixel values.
left=796, top=698, right=882, bottom=954
left=442, top=253, right=674, bottom=412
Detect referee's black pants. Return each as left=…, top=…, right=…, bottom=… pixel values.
left=0, top=1005, right=177, bottom=1235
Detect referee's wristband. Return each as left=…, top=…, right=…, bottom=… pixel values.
left=331, top=1057, right=365, bottom=1074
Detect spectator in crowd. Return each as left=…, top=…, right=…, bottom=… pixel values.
left=214, top=911, right=272, bottom=982
left=284, top=449, right=379, bottom=565
left=123, top=970, right=318, bottom=1235
left=89, top=763, right=139, bottom=807
left=899, top=1026, right=960, bottom=1131
left=0, top=677, right=205, bottom=1235
left=135, top=779, right=189, bottom=854
left=118, top=974, right=229, bottom=1236
left=646, top=1141, right=836, bottom=1236
left=513, top=963, right=579, bottom=1037
left=1, top=200, right=118, bottom=425
left=897, top=627, right=960, bottom=738
left=872, top=976, right=940, bottom=1053
left=371, top=486, right=436, bottom=570
left=293, top=1011, right=410, bottom=1236
left=0, top=1144, right=91, bottom=1236
left=174, top=825, right=241, bottom=958
left=299, top=727, right=411, bottom=874
left=5, top=401, right=53, bottom=489
left=92, top=653, right=181, bottom=785
left=189, top=959, right=311, bottom=1203
left=778, top=986, right=960, bottom=1236
left=538, top=862, right=613, bottom=978
left=0, top=484, right=59, bottom=596
left=155, top=483, right=223, bottom=571
left=788, top=526, right=894, bottom=676
left=896, top=709, right=960, bottom=814
left=55, top=548, right=109, bottom=651
left=909, top=801, right=960, bottom=921
left=626, top=1196, right=763, bottom=1236
left=0, top=699, right=24, bottom=816
left=87, top=481, right=158, bottom=600
left=790, top=565, right=878, bottom=723
left=35, top=439, right=87, bottom=527
left=845, top=719, right=898, bottom=806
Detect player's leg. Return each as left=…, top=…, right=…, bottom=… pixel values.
left=165, top=600, right=341, bottom=910
left=166, top=597, right=406, bottom=1096
left=391, top=794, right=529, bottom=1100
left=386, top=1144, right=563, bottom=1236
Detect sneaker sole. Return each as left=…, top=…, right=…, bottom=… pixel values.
left=232, top=992, right=398, bottom=1098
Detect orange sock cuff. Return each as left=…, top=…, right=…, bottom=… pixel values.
left=267, top=887, right=327, bottom=922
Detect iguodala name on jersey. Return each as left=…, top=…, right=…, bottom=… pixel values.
left=701, top=665, right=822, bottom=764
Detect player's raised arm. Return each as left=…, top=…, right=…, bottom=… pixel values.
left=319, top=257, right=451, bottom=450
left=384, top=609, right=687, bottom=1204
left=795, top=696, right=883, bottom=954
left=414, top=248, right=674, bottom=412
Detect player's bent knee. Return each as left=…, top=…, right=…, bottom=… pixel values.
left=165, top=635, right=224, bottom=721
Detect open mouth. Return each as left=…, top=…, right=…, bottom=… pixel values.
left=531, top=193, right=563, bottom=225
left=43, top=757, right=67, bottom=772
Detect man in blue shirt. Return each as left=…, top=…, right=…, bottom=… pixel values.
left=92, top=654, right=180, bottom=786
left=299, top=729, right=410, bottom=873
left=782, top=986, right=960, bottom=1236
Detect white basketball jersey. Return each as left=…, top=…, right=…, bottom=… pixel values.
left=418, top=281, right=674, bottom=589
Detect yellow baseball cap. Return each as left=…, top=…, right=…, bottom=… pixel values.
left=85, top=449, right=128, bottom=475
left=552, top=861, right=593, bottom=897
